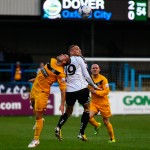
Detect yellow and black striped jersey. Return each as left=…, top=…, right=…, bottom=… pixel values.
left=33, top=58, right=66, bottom=93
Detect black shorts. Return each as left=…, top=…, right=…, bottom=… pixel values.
left=66, top=88, right=90, bottom=106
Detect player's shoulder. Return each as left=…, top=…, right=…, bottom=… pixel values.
left=71, top=56, right=82, bottom=59
left=50, top=58, right=56, bottom=65
left=99, top=74, right=108, bottom=81
left=71, top=56, right=86, bottom=63
left=50, top=58, right=64, bottom=73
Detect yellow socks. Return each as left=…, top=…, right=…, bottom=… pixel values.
left=34, top=118, right=44, bottom=140
left=106, top=122, right=115, bottom=140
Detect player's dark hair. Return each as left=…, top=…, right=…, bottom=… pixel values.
left=64, top=57, right=71, bottom=66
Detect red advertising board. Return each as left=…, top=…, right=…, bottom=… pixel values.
left=0, top=94, right=54, bottom=116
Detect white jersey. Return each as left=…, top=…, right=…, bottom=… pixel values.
left=65, top=56, right=97, bottom=92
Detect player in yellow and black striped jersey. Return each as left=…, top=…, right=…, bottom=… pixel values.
left=88, top=64, right=115, bottom=143
left=28, top=54, right=70, bottom=148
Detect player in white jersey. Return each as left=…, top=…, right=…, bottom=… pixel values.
left=66, top=56, right=96, bottom=92
left=55, top=45, right=99, bottom=141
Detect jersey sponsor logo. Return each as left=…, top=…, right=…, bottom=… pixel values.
left=96, top=80, right=103, bottom=86
left=41, top=68, right=49, bottom=77
left=51, top=68, right=56, bottom=74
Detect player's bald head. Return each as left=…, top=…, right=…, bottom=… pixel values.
left=91, top=64, right=100, bottom=75
left=91, top=64, right=100, bottom=70
left=68, top=45, right=81, bottom=56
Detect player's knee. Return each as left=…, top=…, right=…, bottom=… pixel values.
left=84, top=109, right=89, bottom=114
left=103, top=118, right=109, bottom=125
left=65, top=106, right=73, bottom=116
left=65, top=111, right=72, bottom=117
left=35, top=111, right=43, bottom=120
left=89, top=117, right=93, bottom=123
left=84, top=106, right=90, bottom=113
left=89, top=114, right=93, bottom=119
left=83, top=103, right=90, bottom=112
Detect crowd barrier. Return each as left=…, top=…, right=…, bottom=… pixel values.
left=0, top=63, right=149, bottom=91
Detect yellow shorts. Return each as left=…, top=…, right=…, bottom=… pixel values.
left=90, top=101, right=112, bottom=118
left=30, top=87, right=49, bottom=112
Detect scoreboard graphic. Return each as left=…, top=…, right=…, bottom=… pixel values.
left=41, top=0, right=148, bottom=21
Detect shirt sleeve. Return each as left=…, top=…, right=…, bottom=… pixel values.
left=78, top=57, right=98, bottom=89
left=57, top=73, right=67, bottom=91
left=95, top=78, right=110, bottom=96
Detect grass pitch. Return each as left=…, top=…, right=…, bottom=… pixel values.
left=0, top=115, right=150, bottom=150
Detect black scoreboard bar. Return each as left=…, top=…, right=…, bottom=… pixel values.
left=41, top=0, right=148, bottom=21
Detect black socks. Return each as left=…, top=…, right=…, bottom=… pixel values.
left=57, top=113, right=69, bottom=129
left=80, top=112, right=89, bottom=135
